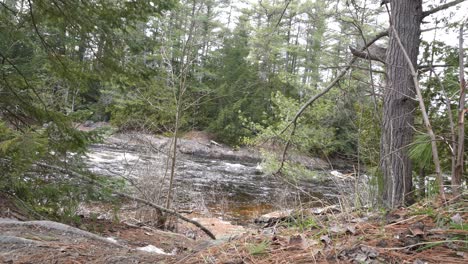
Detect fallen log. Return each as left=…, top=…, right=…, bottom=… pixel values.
left=35, top=163, right=216, bottom=240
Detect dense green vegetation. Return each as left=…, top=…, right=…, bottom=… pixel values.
left=0, top=0, right=466, bottom=219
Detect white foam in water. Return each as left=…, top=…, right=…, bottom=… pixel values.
left=87, top=150, right=140, bottom=164
left=224, top=162, right=245, bottom=169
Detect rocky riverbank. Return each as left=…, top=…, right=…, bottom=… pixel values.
left=1, top=195, right=465, bottom=264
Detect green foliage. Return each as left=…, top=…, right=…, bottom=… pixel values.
left=247, top=240, right=270, bottom=256
left=409, top=206, right=437, bottom=218
left=409, top=134, right=433, bottom=170
left=0, top=123, right=47, bottom=174
left=107, top=82, right=176, bottom=132
left=1, top=0, right=464, bottom=218
left=289, top=216, right=319, bottom=232
left=0, top=0, right=174, bottom=220
left=251, top=91, right=351, bottom=157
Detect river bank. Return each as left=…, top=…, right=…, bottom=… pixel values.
left=1, top=194, right=466, bottom=263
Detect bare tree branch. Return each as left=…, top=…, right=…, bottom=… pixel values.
left=275, top=0, right=292, bottom=29
left=419, top=63, right=468, bottom=71
left=274, top=30, right=388, bottom=174
left=35, top=162, right=217, bottom=240
left=349, top=44, right=386, bottom=63
left=281, top=30, right=388, bottom=135
left=422, top=0, right=467, bottom=18
left=0, top=2, right=18, bottom=15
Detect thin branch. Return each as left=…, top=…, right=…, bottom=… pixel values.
left=35, top=162, right=217, bottom=240
left=419, top=63, right=468, bottom=71
left=27, top=0, right=68, bottom=71
left=429, top=67, right=457, bottom=180
left=274, top=0, right=292, bottom=29
left=422, top=0, right=467, bottom=18
left=0, top=2, right=18, bottom=15
left=369, top=240, right=467, bottom=251
left=274, top=30, right=388, bottom=174
left=279, top=30, right=388, bottom=136
left=0, top=50, right=49, bottom=112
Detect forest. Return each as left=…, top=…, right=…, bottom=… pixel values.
left=0, top=0, right=467, bottom=263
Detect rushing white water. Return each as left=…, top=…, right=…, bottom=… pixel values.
left=85, top=135, right=348, bottom=224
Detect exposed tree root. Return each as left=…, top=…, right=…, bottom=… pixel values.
left=0, top=235, right=42, bottom=245
left=0, top=219, right=125, bottom=247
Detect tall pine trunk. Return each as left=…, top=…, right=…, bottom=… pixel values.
left=381, top=0, right=422, bottom=208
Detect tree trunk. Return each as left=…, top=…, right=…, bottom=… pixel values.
left=381, top=0, right=422, bottom=208
left=418, top=167, right=425, bottom=199
left=453, top=23, right=466, bottom=198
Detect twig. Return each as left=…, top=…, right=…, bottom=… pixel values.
left=422, top=0, right=466, bottom=18
left=274, top=0, right=292, bottom=29
left=274, top=30, right=388, bottom=175
left=373, top=239, right=467, bottom=250
left=385, top=215, right=427, bottom=227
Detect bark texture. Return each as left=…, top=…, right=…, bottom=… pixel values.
left=381, top=0, right=422, bottom=208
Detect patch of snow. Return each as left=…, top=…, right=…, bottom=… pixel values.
left=330, top=170, right=343, bottom=178
left=137, top=245, right=173, bottom=255
left=106, top=237, right=118, bottom=243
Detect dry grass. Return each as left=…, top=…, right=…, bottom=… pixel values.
left=179, top=198, right=467, bottom=263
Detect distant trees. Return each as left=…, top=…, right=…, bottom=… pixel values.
left=0, top=0, right=174, bottom=218
left=1, top=0, right=466, bottom=216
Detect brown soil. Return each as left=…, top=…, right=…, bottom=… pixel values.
left=181, top=199, right=468, bottom=264
left=1, top=195, right=466, bottom=264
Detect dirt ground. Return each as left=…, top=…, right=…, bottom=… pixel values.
left=180, top=198, right=467, bottom=264
left=0, top=194, right=466, bottom=264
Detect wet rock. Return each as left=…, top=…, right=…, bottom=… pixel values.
left=289, top=154, right=329, bottom=170
left=178, top=139, right=261, bottom=163
left=254, top=210, right=293, bottom=227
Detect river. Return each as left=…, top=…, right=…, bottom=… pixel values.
left=85, top=133, right=352, bottom=225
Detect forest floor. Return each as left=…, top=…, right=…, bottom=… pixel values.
left=0, top=194, right=466, bottom=264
